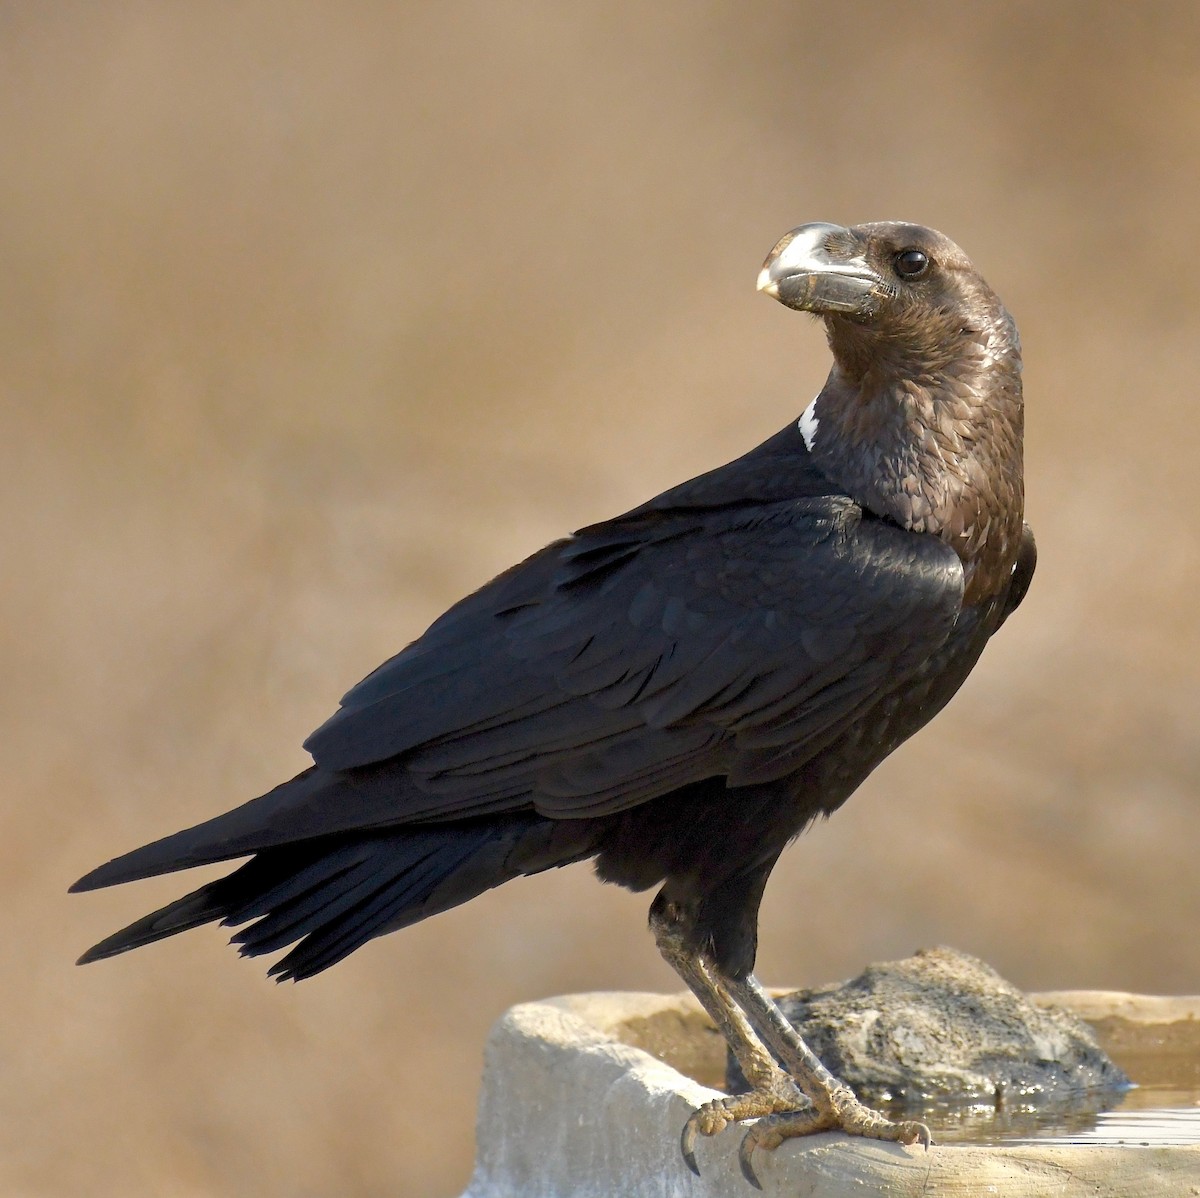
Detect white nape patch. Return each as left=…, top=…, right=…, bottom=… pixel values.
left=798, top=397, right=820, bottom=452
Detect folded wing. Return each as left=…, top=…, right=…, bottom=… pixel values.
left=73, top=493, right=964, bottom=892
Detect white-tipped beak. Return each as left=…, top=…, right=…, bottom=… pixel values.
left=757, top=222, right=884, bottom=315
left=756, top=263, right=779, bottom=296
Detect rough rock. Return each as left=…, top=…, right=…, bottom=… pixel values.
left=729, top=946, right=1129, bottom=1108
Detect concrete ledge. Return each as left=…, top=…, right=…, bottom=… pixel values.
left=462, top=990, right=1200, bottom=1198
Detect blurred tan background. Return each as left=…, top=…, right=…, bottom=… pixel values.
left=6, top=2, right=1200, bottom=1194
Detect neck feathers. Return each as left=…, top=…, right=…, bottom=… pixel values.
left=810, top=310, right=1024, bottom=605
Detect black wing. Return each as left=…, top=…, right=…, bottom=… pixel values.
left=307, top=496, right=965, bottom=804
left=73, top=433, right=965, bottom=889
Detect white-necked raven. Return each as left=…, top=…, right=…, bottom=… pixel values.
left=73, top=222, right=1034, bottom=1182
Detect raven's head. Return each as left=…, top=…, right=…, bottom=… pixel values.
left=758, top=221, right=1016, bottom=384
left=758, top=221, right=1024, bottom=605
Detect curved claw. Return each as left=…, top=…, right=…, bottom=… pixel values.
left=680, top=1091, right=778, bottom=1175
left=680, top=1114, right=702, bottom=1176
left=904, top=1119, right=933, bottom=1149
left=679, top=1099, right=736, bottom=1176
left=680, top=1078, right=829, bottom=1180
left=738, top=1132, right=765, bottom=1189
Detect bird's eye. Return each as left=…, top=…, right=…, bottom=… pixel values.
left=894, top=249, right=929, bottom=278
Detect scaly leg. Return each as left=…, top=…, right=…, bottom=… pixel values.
left=651, top=897, right=931, bottom=1186
left=724, top=971, right=931, bottom=1183
left=650, top=900, right=808, bottom=1177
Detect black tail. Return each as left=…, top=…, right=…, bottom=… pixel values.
left=77, top=815, right=596, bottom=981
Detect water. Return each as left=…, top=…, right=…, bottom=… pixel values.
left=1027, top=1094, right=1200, bottom=1147
left=897, top=1043, right=1200, bottom=1148
left=897, top=1086, right=1199, bottom=1147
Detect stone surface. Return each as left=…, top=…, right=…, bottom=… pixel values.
left=461, top=985, right=1200, bottom=1198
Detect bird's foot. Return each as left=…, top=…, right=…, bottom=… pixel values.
left=737, top=1084, right=931, bottom=1188
left=680, top=1075, right=807, bottom=1176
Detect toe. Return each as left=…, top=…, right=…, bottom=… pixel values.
left=678, top=1081, right=807, bottom=1174
left=737, top=1108, right=829, bottom=1187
